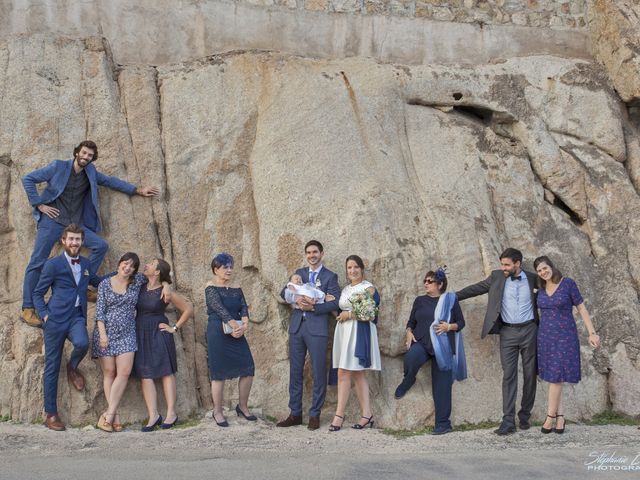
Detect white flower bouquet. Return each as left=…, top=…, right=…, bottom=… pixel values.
left=349, top=291, right=379, bottom=321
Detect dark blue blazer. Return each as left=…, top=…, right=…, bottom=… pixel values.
left=22, top=159, right=137, bottom=233
left=280, top=266, right=340, bottom=336
left=33, top=254, right=100, bottom=323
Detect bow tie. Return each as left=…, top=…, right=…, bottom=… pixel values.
left=510, top=275, right=522, bottom=281
left=71, top=258, right=80, bottom=265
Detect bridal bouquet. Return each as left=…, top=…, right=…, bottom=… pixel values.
left=349, top=291, right=379, bottom=321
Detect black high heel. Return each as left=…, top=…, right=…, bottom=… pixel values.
left=555, top=415, right=565, bottom=434
left=352, top=415, right=375, bottom=430
left=141, top=415, right=163, bottom=432
left=235, top=404, right=257, bottom=421
left=328, top=415, right=344, bottom=432
left=213, top=412, right=229, bottom=428
left=540, top=415, right=555, bottom=434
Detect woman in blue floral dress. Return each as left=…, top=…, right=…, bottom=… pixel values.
left=534, top=256, right=600, bottom=434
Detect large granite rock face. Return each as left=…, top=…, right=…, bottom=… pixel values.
left=1, top=34, right=639, bottom=428
left=589, top=0, right=640, bottom=105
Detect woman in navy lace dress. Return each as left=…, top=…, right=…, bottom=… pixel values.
left=135, top=258, right=193, bottom=431
left=206, top=253, right=256, bottom=427
left=534, top=256, right=600, bottom=434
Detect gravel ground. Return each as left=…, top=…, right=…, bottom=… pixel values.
left=1, top=415, right=639, bottom=479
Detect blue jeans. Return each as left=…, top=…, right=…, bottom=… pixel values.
left=43, top=307, right=89, bottom=414
left=22, top=215, right=108, bottom=309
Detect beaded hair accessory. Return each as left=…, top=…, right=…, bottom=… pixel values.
left=434, top=265, right=448, bottom=283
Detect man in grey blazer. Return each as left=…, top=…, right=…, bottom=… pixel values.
left=276, top=240, right=340, bottom=430
left=456, top=248, right=538, bottom=435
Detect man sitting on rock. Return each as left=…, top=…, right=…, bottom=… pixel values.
left=20, top=140, right=159, bottom=327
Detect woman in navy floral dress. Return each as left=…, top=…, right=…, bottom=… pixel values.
left=534, top=256, right=600, bottom=434
left=206, top=253, right=256, bottom=427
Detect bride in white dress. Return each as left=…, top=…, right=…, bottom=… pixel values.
left=329, top=255, right=381, bottom=432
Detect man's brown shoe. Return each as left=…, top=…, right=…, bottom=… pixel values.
left=20, top=308, right=43, bottom=328
left=67, top=362, right=85, bottom=391
left=45, top=415, right=66, bottom=431
left=87, top=289, right=98, bottom=303
left=276, top=414, right=302, bottom=427
left=307, top=416, right=320, bottom=431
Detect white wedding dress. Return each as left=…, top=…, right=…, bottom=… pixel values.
left=332, top=280, right=381, bottom=371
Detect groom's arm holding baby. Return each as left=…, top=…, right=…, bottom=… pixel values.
left=280, top=269, right=305, bottom=306
left=310, top=272, right=340, bottom=315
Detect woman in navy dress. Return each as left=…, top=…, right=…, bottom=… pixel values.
left=135, top=258, right=193, bottom=431
left=534, top=256, right=600, bottom=434
left=206, top=253, right=256, bottom=427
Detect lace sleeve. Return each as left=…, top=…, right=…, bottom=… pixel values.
left=239, top=289, right=249, bottom=318
left=205, top=286, right=235, bottom=323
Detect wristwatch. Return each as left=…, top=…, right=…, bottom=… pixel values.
left=172, top=324, right=179, bottom=332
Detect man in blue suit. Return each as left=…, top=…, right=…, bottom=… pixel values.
left=33, top=224, right=100, bottom=431
left=276, top=240, right=340, bottom=430
left=21, top=140, right=159, bottom=327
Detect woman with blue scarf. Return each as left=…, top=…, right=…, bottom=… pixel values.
left=394, top=268, right=467, bottom=435
left=329, top=255, right=381, bottom=432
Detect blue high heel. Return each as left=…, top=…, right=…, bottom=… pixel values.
left=235, top=404, right=257, bottom=421
left=141, top=415, right=162, bottom=432
left=161, top=417, right=178, bottom=429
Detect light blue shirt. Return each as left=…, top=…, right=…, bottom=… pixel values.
left=501, top=270, right=533, bottom=324
left=64, top=252, right=81, bottom=307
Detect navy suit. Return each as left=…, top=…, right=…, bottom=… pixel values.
left=21, top=159, right=137, bottom=309
left=280, top=266, right=340, bottom=417
left=33, top=253, right=99, bottom=415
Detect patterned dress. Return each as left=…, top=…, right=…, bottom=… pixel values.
left=205, top=286, right=255, bottom=381
left=92, top=273, right=146, bottom=358
left=536, top=277, right=584, bottom=384
left=133, top=284, right=177, bottom=379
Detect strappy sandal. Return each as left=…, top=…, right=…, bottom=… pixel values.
left=352, top=415, right=375, bottom=430
left=328, top=415, right=344, bottom=432
left=555, top=414, right=565, bottom=434
left=540, top=415, right=555, bottom=434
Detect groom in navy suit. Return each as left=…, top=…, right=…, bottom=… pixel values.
left=276, top=240, right=340, bottom=430
left=33, top=224, right=100, bottom=431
